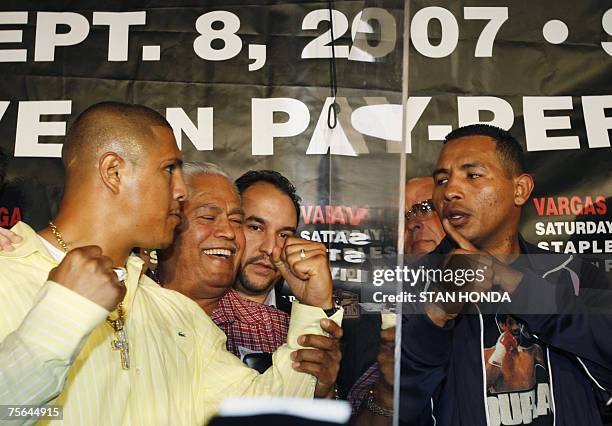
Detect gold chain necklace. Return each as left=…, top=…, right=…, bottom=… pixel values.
left=48, top=221, right=130, bottom=370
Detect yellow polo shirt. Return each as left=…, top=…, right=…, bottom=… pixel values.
left=0, top=222, right=343, bottom=425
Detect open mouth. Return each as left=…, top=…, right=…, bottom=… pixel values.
left=445, top=209, right=470, bottom=227
left=202, top=248, right=235, bottom=259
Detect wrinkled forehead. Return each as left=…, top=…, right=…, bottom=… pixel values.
left=187, top=174, right=241, bottom=211
left=435, top=136, right=498, bottom=169
left=405, top=179, right=434, bottom=207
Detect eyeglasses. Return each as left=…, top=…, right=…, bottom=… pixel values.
left=405, top=199, right=435, bottom=220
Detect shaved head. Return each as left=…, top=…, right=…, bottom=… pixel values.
left=51, top=101, right=185, bottom=254
left=62, top=101, right=172, bottom=176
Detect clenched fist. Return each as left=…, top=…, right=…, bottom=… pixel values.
left=48, top=246, right=125, bottom=311
left=272, top=237, right=333, bottom=309
left=499, top=330, right=518, bottom=352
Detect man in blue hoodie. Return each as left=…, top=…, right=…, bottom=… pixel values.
left=399, top=124, right=612, bottom=425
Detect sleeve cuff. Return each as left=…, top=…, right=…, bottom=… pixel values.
left=18, top=281, right=110, bottom=360
left=286, top=301, right=344, bottom=349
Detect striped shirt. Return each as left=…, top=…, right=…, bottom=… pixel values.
left=0, top=222, right=343, bottom=425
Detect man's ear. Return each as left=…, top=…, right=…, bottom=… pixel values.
left=99, top=152, right=126, bottom=194
left=514, top=173, right=534, bottom=206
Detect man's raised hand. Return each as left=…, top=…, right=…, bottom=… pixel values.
left=48, top=246, right=125, bottom=311
left=272, top=237, right=333, bottom=309
left=442, top=218, right=522, bottom=293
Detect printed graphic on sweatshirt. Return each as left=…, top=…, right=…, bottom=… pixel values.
left=484, top=313, right=553, bottom=426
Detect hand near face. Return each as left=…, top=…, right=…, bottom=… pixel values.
left=427, top=218, right=524, bottom=327
left=291, top=318, right=343, bottom=398
left=272, top=237, right=333, bottom=309
left=442, top=218, right=522, bottom=293
left=441, top=217, right=494, bottom=270
left=48, top=245, right=126, bottom=311
left=426, top=219, right=494, bottom=326
left=0, top=227, right=22, bottom=252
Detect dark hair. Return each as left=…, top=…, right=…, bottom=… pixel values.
left=235, top=170, right=301, bottom=223
left=63, top=101, right=171, bottom=167
left=444, top=124, right=526, bottom=176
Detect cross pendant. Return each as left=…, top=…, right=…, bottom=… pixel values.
left=111, top=329, right=130, bottom=370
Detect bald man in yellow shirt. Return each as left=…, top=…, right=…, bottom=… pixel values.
left=0, top=102, right=342, bottom=425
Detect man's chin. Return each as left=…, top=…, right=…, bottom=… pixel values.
left=411, top=240, right=436, bottom=256
left=239, top=274, right=277, bottom=295
left=242, top=281, right=274, bottom=295
left=207, top=271, right=236, bottom=288
left=156, top=234, right=174, bottom=250
left=158, top=222, right=184, bottom=248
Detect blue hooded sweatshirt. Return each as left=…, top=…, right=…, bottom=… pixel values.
left=399, top=236, right=612, bottom=426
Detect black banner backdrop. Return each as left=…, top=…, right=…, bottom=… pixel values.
left=0, top=1, right=611, bottom=307
left=404, top=1, right=612, bottom=264
left=0, top=0, right=407, bottom=310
